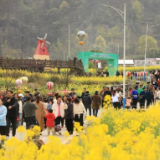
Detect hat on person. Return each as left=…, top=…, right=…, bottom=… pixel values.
left=18, top=93, right=24, bottom=97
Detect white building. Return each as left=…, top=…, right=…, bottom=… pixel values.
left=152, top=58, right=160, bottom=65
left=134, top=58, right=155, bottom=66
left=118, top=59, right=134, bottom=67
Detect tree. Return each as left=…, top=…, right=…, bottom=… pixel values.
left=106, top=26, right=121, bottom=41
left=95, top=36, right=107, bottom=51
left=90, top=45, right=103, bottom=53
left=49, top=39, right=67, bottom=60
left=59, top=1, right=69, bottom=11
left=1, top=40, right=21, bottom=58
left=137, top=35, right=158, bottom=55
left=97, top=26, right=107, bottom=38
left=0, top=0, right=160, bottom=60
left=3, top=68, right=18, bottom=90
left=155, top=14, right=160, bottom=24
left=132, top=0, right=144, bottom=20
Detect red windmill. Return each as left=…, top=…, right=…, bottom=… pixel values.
left=33, top=33, right=51, bottom=60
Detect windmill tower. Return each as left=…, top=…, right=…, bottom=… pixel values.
left=33, top=33, right=51, bottom=60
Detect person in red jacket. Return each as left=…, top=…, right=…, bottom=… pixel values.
left=45, top=109, right=56, bottom=135
left=158, top=78, right=160, bottom=86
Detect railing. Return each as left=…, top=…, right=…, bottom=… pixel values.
left=0, top=57, right=84, bottom=73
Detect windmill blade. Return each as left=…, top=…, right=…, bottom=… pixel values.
left=44, top=33, right=47, bottom=40
left=41, top=42, right=44, bottom=48
left=37, top=37, right=43, bottom=40
left=46, top=41, right=51, bottom=45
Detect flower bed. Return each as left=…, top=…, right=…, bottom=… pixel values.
left=71, top=76, right=123, bottom=85
left=118, top=65, right=160, bottom=72
left=1, top=103, right=160, bottom=159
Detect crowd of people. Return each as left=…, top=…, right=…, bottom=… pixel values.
left=0, top=81, right=158, bottom=137
left=0, top=88, right=102, bottom=137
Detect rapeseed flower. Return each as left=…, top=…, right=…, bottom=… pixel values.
left=1, top=104, right=160, bottom=159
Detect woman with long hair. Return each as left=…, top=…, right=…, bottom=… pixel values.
left=64, top=97, right=73, bottom=135
left=34, top=96, right=46, bottom=132
left=150, top=84, right=155, bottom=104
left=111, top=89, right=121, bottom=109
left=43, top=97, right=49, bottom=129
left=110, top=86, right=114, bottom=95
left=92, top=91, right=101, bottom=117
left=73, top=98, right=86, bottom=126
left=52, top=95, right=66, bottom=135
left=18, top=94, right=23, bottom=126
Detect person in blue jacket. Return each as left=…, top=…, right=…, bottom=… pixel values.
left=131, top=86, right=139, bottom=109
left=0, top=99, right=7, bottom=136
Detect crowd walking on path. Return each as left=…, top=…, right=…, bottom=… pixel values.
left=0, top=78, right=159, bottom=137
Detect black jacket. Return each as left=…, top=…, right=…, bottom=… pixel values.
left=69, top=92, right=76, bottom=98
left=103, top=91, right=111, bottom=99
left=145, top=91, right=153, bottom=100
left=3, top=97, right=19, bottom=117
left=65, top=103, right=73, bottom=119
left=81, top=92, right=86, bottom=99
left=82, top=93, right=92, bottom=106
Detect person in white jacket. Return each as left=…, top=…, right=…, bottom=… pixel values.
left=52, top=95, right=67, bottom=135
left=18, top=94, right=23, bottom=126
left=73, top=98, right=86, bottom=126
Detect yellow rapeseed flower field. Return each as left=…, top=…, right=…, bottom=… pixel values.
left=1, top=104, right=160, bottom=159
left=89, top=65, right=160, bottom=74
left=118, top=65, right=160, bottom=72
left=71, top=76, right=123, bottom=85
left=0, top=69, right=124, bottom=96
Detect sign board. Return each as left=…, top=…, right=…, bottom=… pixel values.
left=78, top=52, right=119, bottom=76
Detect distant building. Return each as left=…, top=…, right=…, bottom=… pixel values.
left=118, top=59, right=134, bottom=67
left=134, top=58, right=154, bottom=66
left=152, top=58, right=160, bottom=65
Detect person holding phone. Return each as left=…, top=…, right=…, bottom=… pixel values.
left=3, top=90, right=19, bottom=137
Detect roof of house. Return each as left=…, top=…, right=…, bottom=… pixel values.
left=118, top=60, right=134, bottom=65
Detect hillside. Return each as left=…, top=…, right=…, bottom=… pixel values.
left=0, top=0, right=160, bottom=60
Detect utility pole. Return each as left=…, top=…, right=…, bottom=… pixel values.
left=21, top=35, right=23, bottom=59
left=144, top=23, right=148, bottom=81
left=118, top=43, right=119, bottom=55
left=104, top=4, right=126, bottom=109
left=68, top=24, right=71, bottom=60
left=20, top=1, right=23, bottom=59
left=123, top=4, right=126, bottom=109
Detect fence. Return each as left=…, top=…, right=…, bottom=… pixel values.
left=0, top=57, right=84, bottom=74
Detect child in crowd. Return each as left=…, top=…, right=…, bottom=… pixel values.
left=126, top=97, right=132, bottom=109
left=45, top=109, right=56, bottom=135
